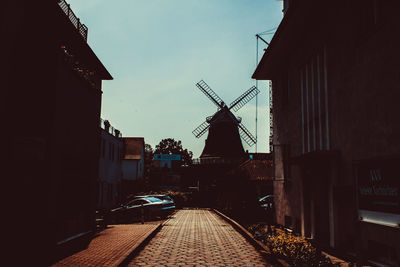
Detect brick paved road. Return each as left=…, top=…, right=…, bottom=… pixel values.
left=53, top=223, right=160, bottom=266
left=128, top=209, right=270, bottom=266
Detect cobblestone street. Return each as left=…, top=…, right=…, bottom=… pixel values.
left=128, top=209, right=270, bottom=266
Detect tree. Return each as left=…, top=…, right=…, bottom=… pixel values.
left=145, top=143, right=154, bottom=158
left=144, top=143, right=154, bottom=177
left=154, top=138, right=193, bottom=166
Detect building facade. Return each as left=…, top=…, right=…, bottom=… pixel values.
left=4, top=1, right=112, bottom=264
left=253, top=1, right=400, bottom=266
left=122, top=137, right=145, bottom=180
left=98, top=119, right=123, bottom=210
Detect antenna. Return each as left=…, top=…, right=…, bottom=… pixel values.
left=255, top=28, right=276, bottom=153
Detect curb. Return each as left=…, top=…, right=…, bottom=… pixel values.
left=212, top=209, right=291, bottom=267
left=116, top=221, right=165, bottom=267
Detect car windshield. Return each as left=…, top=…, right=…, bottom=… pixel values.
left=154, top=195, right=172, bottom=201
left=145, top=196, right=163, bottom=203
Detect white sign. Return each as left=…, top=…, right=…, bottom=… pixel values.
left=154, top=154, right=181, bottom=161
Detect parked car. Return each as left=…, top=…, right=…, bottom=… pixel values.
left=133, top=194, right=175, bottom=211
left=259, top=195, right=274, bottom=210
left=108, top=196, right=175, bottom=223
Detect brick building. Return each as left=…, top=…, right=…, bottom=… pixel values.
left=3, top=1, right=112, bottom=264
left=253, top=1, right=400, bottom=265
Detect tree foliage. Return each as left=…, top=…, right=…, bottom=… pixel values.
left=154, top=138, right=193, bottom=166
left=144, top=143, right=154, bottom=176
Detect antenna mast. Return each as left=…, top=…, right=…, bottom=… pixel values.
left=255, top=28, right=275, bottom=153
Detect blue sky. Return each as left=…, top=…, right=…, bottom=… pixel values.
left=67, top=0, right=283, bottom=157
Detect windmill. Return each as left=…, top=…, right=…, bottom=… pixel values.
left=193, top=80, right=260, bottom=158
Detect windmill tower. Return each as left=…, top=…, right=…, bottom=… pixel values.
left=193, top=80, right=260, bottom=159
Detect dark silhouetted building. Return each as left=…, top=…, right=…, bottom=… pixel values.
left=253, top=1, right=400, bottom=266
left=3, top=1, right=112, bottom=264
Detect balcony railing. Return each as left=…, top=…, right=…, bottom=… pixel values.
left=58, top=0, right=88, bottom=41
left=100, top=118, right=122, bottom=138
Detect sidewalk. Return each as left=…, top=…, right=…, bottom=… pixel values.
left=52, top=222, right=162, bottom=267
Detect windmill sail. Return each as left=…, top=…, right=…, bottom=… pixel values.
left=196, top=80, right=224, bottom=109
left=229, top=86, right=260, bottom=112
left=192, top=121, right=210, bottom=138
left=238, top=123, right=257, bottom=146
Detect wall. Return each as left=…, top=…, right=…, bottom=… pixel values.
left=122, top=160, right=140, bottom=180
left=266, top=1, right=400, bottom=261
left=98, top=129, right=123, bottom=209
left=3, top=2, right=109, bottom=264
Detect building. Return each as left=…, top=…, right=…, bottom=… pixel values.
left=98, top=119, right=123, bottom=210
left=120, top=137, right=145, bottom=198
left=253, top=1, right=400, bottom=265
left=238, top=155, right=274, bottom=198
left=3, top=1, right=112, bottom=264
left=122, top=137, right=145, bottom=180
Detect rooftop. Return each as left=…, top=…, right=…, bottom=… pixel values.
left=58, top=0, right=88, bottom=41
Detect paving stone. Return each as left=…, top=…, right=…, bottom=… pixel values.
left=52, top=223, right=159, bottom=267
left=128, top=209, right=272, bottom=266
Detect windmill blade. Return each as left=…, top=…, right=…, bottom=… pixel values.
left=196, top=80, right=224, bottom=109
left=238, top=123, right=257, bottom=146
left=192, top=121, right=210, bottom=138
left=229, top=86, right=260, bottom=112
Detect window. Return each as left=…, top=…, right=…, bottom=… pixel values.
left=109, top=142, right=114, bottom=161
left=101, top=139, right=106, bottom=158
left=300, top=46, right=330, bottom=153
left=112, top=143, right=115, bottom=161
left=127, top=199, right=147, bottom=207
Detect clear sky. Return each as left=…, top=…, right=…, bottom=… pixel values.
left=67, top=0, right=283, bottom=158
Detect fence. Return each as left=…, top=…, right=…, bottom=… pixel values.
left=192, top=157, right=241, bottom=165
left=58, top=0, right=88, bottom=41
left=100, top=118, right=122, bottom=138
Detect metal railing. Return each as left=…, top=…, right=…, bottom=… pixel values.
left=58, top=0, right=88, bottom=41
left=192, top=157, right=241, bottom=165
left=100, top=118, right=122, bottom=138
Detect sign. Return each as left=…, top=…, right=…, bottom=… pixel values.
left=153, top=154, right=181, bottom=161
left=356, top=157, right=400, bottom=214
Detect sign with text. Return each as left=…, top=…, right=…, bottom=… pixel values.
left=153, top=154, right=181, bottom=161
left=356, top=157, right=399, bottom=214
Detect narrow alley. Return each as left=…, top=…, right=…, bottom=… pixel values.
left=127, top=209, right=270, bottom=266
